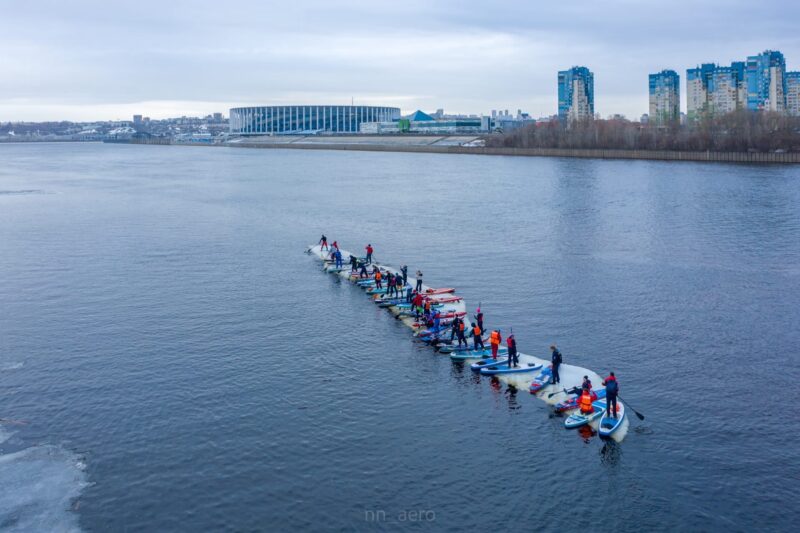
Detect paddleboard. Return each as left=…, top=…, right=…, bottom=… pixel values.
left=528, top=367, right=553, bottom=394
left=598, top=401, right=626, bottom=437
left=554, top=388, right=606, bottom=413
left=479, top=362, right=542, bottom=375
left=565, top=399, right=607, bottom=429
left=469, top=357, right=511, bottom=370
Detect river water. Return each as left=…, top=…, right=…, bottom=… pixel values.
left=0, top=143, right=798, bottom=531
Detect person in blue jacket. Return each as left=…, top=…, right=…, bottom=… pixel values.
left=334, top=249, right=343, bottom=269
left=603, top=372, right=619, bottom=418
left=550, top=344, right=562, bottom=384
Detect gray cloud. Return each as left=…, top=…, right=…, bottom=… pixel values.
left=1, top=0, right=798, bottom=120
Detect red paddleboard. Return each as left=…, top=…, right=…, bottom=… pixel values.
left=424, top=287, right=455, bottom=295
left=426, top=295, right=463, bottom=304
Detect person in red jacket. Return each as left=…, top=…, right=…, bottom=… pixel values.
left=365, top=244, right=373, bottom=264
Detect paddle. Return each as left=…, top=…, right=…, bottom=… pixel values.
left=548, top=388, right=569, bottom=398
left=617, top=396, right=645, bottom=421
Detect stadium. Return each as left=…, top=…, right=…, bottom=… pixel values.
left=229, top=105, right=401, bottom=135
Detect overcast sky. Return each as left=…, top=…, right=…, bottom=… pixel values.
left=2, top=0, right=798, bottom=121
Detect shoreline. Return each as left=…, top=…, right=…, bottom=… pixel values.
left=123, top=136, right=800, bottom=164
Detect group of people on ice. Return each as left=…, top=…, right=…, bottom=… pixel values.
left=318, top=235, right=621, bottom=419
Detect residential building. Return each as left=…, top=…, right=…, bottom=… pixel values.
left=686, top=62, right=746, bottom=120
left=558, top=66, right=594, bottom=122
left=746, top=50, right=786, bottom=111
left=786, top=72, right=800, bottom=116
left=648, top=70, right=680, bottom=123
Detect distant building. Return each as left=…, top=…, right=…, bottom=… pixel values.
left=648, top=70, right=680, bottom=123
left=787, top=72, right=800, bottom=116
left=133, top=114, right=143, bottom=124
left=213, top=112, right=223, bottom=123
left=558, top=66, right=594, bottom=122
left=229, top=105, right=400, bottom=135
left=686, top=62, right=746, bottom=120
left=746, top=50, right=786, bottom=111
left=360, top=109, right=484, bottom=134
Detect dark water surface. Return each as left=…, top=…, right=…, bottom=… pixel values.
left=1, top=143, right=798, bottom=532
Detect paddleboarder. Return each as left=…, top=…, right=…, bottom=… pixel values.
left=507, top=334, right=518, bottom=368
left=457, top=320, right=468, bottom=348
left=359, top=262, right=368, bottom=279
left=405, top=286, right=413, bottom=303
left=331, top=240, right=338, bottom=251
left=450, top=317, right=460, bottom=341
left=578, top=388, right=595, bottom=416
left=489, top=329, right=502, bottom=360
left=349, top=254, right=359, bottom=272
left=365, top=244, right=373, bottom=264
left=319, top=235, right=328, bottom=250
left=386, top=272, right=396, bottom=297
left=550, top=344, right=562, bottom=384
left=374, top=269, right=383, bottom=289
left=603, top=372, right=619, bottom=418
left=475, top=307, right=484, bottom=334
left=415, top=270, right=423, bottom=292
left=472, top=324, right=485, bottom=351
left=401, top=265, right=408, bottom=285
left=334, top=249, right=343, bottom=269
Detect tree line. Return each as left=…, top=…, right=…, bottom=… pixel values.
left=486, top=111, right=800, bottom=152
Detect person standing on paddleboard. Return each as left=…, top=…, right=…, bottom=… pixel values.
left=507, top=334, right=518, bottom=368
left=457, top=319, right=468, bottom=348
left=401, top=265, right=408, bottom=286
left=489, top=329, right=502, bottom=360
left=603, top=372, right=619, bottom=418
left=550, top=344, right=562, bottom=384
left=472, top=324, right=485, bottom=351
left=365, top=244, right=373, bottom=264
left=319, top=235, right=328, bottom=251
left=386, top=272, right=395, bottom=298
left=475, top=307, right=484, bottom=335
left=415, top=270, right=423, bottom=292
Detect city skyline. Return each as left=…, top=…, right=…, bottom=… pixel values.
left=1, top=1, right=799, bottom=122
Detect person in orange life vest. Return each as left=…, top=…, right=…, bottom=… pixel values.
left=472, top=324, right=485, bottom=351
left=374, top=269, right=382, bottom=289
left=578, top=387, right=595, bottom=415
left=489, top=329, right=502, bottom=360
left=319, top=235, right=328, bottom=251
left=603, top=372, right=619, bottom=418
left=424, top=300, right=431, bottom=313
left=506, top=334, right=518, bottom=368
left=457, top=319, right=468, bottom=348
left=365, top=244, right=373, bottom=264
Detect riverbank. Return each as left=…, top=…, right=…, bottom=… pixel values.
left=122, top=135, right=800, bottom=163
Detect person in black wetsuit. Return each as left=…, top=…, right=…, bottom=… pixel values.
left=401, top=265, right=408, bottom=286
left=475, top=309, right=484, bottom=335
left=550, top=344, right=562, bottom=384
left=507, top=334, right=518, bottom=368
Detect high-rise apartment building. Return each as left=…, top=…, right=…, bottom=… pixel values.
left=686, top=62, right=747, bottom=120
left=648, top=70, right=680, bottom=123
left=558, top=67, right=594, bottom=122
left=787, top=72, right=800, bottom=116
left=746, top=50, right=786, bottom=111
